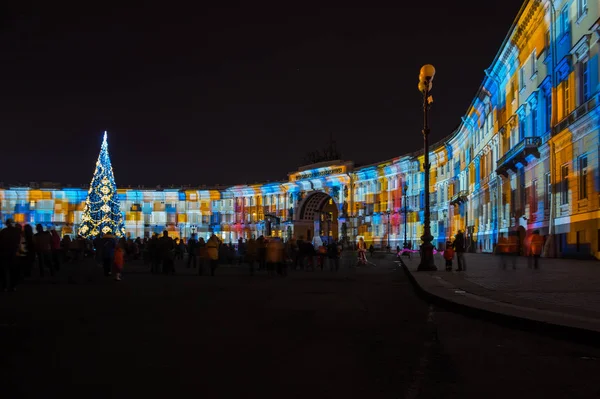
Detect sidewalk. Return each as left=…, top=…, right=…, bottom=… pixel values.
left=401, top=253, right=600, bottom=343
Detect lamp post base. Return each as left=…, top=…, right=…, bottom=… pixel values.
left=417, top=242, right=437, bottom=271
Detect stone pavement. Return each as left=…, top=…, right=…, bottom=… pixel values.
left=402, top=253, right=600, bottom=339
left=0, top=255, right=432, bottom=399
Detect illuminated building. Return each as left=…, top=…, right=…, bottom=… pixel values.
left=1, top=0, right=600, bottom=258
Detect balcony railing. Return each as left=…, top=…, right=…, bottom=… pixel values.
left=450, top=190, right=469, bottom=205
left=496, top=137, right=542, bottom=177
left=553, top=94, right=598, bottom=136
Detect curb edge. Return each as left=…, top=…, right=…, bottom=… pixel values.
left=399, top=259, right=600, bottom=348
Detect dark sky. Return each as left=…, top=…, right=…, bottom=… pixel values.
left=0, top=0, right=524, bottom=187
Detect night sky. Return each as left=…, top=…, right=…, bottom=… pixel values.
left=0, top=1, right=524, bottom=187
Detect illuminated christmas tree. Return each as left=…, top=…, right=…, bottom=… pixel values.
left=78, top=131, right=125, bottom=238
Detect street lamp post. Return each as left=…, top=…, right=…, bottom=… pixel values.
left=403, top=183, right=409, bottom=249
left=386, top=210, right=391, bottom=251
left=417, top=64, right=437, bottom=271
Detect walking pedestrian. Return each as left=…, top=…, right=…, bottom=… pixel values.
left=496, top=233, right=515, bottom=269
left=527, top=230, right=543, bottom=269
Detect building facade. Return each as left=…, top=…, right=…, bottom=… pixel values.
left=2, top=0, right=600, bottom=258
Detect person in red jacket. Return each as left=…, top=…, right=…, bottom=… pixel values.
left=113, top=241, right=125, bottom=281
left=443, top=241, right=455, bottom=271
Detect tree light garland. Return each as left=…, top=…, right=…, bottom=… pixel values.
left=78, top=131, right=125, bottom=239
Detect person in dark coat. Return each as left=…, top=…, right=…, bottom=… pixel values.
left=158, top=231, right=175, bottom=275
left=327, top=239, right=341, bottom=272
left=148, top=234, right=160, bottom=273
left=0, top=219, right=22, bottom=291
left=100, top=233, right=117, bottom=277
left=34, top=224, right=54, bottom=277
left=453, top=230, right=467, bottom=271
left=187, top=233, right=198, bottom=268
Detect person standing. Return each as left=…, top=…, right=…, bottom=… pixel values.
left=100, top=233, right=117, bottom=277
left=295, top=236, right=306, bottom=271
left=206, top=234, right=220, bottom=276
left=0, top=219, right=21, bottom=292
left=266, top=237, right=284, bottom=276
left=527, top=230, right=543, bottom=269
left=357, top=237, right=367, bottom=266
left=34, top=224, right=54, bottom=277
left=245, top=237, right=257, bottom=275
left=158, top=231, right=175, bottom=275
left=327, top=239, right=341, bottom=272
left=197, top=237, right=207, bottom=275
left=443, top=241, right=454, bottom=272
left=21, top=224, right=36, bottom=278
left=186, top=233, right=198, bottom=269
left=496, top=233, right=514, bottom=270
left=257, top=236, right=267, bottom=271
left=50, top=229, right=61, bottom=272
left=453, top=230, right=466, bottom=271
left=148, top=233, right=160, bottom=273
left=317, top=242, right=327, bottom=271
left=303, top=239, right=316, bottom=271
left=113, top=241, right=125, bottom=281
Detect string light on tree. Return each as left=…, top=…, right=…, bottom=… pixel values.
left=78, top=131, right=125, bottom=239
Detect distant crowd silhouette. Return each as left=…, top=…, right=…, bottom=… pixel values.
left=0, top=218, right=386, bottom=291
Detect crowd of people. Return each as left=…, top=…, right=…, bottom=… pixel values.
left=440, top=228, right=544, bottom=271
left=140, top=232, right=347, bottom=277
left=2, top=216, right=548, bottom=292
left=0, top=218, right=359, bottom=291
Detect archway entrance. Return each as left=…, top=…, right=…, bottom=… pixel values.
left=294, top=191, right=338, bottom=244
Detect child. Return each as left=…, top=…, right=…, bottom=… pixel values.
left=113, top=242, right=125, bottom=281
left=443, top=241, right=454, bottom=272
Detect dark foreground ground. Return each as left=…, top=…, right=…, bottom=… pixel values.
left=1, top=257, right=599, bottom=398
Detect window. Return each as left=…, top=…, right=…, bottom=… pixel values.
left=519, top=116, right=526, bottom=140
left=544, top=172, right=551, bottom=212
left=519, top=67, right=525, bottom=91
left=579, top=155, right=588, bottom=200
left=531, top=179, right=538, bottom=214
left=530, top=50, right=537, bottom=77
left=561, top=164, right=569, bottom=205
left=577, top=0, right=587, bottom=19
left=579, top=59, right=589, bottom=103
left=511, top=81, right=516, bottom=101
left=531, top=107, right=538, bottom=137
left=561, top=6, right=569, bottom=36
left=564, top=78, right=571, bottom=115
left=545, top=89, right=552, bottom=132
left=545, top=30, right=550, bottom=51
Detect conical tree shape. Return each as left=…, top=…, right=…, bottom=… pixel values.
left=78, top=132, right=125, bottom=238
